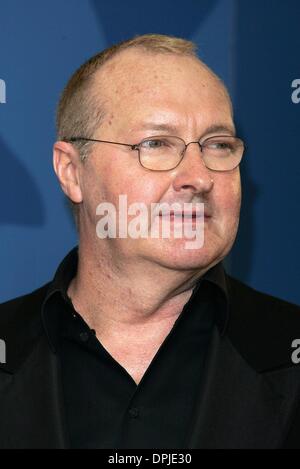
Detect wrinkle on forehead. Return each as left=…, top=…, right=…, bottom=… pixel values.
left=91, top=49, right=233, bottom=128
left=96, top=49, right=228, bottom=91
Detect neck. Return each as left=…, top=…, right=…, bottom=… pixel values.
left=67, top=240, right=209, bottom=335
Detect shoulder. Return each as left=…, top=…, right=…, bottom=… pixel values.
left=226, top=274, right=300, bottom=317
left=225, top=275, right=300, bottom=371
left=0, top=283, right=50, bottom=326
left=0, top=284, right=51, bottom=373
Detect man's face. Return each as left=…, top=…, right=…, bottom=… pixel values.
left=78, top=49, right=241, bottom=272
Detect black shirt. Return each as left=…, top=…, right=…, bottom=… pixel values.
left=42, top=247, right=229, bottom=449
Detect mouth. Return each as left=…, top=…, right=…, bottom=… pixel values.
left=159, top=211, right=211, bottom=221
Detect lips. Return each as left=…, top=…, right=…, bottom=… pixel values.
left=158, top=212, right=211, bottom=223
left=170, top=212, right=200, bottom=218
left=159, top=210, right=211, bottom=218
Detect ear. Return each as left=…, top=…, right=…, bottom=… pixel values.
left=53, top=141, right=83, bottom=203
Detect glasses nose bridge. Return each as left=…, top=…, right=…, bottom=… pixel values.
left=183, top=140, right=203, bottom=155
left=180, top=140, right=204, bottom=167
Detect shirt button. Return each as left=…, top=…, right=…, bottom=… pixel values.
left=79, top=331, right=89, bottom=342
left=128, top=407, right=140, bottom=419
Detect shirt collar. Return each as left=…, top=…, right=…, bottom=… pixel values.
left=197, top=261, right=229, bottom=335
left=42, top=246, right=229, bottom=352
left=41, top=247, right=78, bottom=351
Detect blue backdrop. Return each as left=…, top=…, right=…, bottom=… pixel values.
left=0, top=0, right=299, bottom=304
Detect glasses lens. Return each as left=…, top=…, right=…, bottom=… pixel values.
left=139, top=136, right=184, bottom=171
left=138, top=135, right=244, bottom=171
left=201, top=136, right=244, bottom=171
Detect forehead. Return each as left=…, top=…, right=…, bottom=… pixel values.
left=92, top=49, right=232, bottom=129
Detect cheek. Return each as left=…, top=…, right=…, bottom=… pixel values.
left=97, top=163, right=168, bottom=208
left=214, top=172, right=241, bottom=220
left=81, top=156, right=171, bottom=231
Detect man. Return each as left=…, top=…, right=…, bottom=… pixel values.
left=0, top=34, right=300, bottom=449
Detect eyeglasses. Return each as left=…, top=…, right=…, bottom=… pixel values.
left=67, top=135, right=245, bottom=172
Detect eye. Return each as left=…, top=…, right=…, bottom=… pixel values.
left=140, top=138, right=169, bottom=149
left=205, top=139, right=235, bottom=152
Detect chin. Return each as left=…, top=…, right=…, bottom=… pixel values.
left=143, top=237, right=228, bottom=272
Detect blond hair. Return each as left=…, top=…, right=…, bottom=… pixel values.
left=56, top=34, right=198, bottom=160
left=56, top=34, right=201, bottom=226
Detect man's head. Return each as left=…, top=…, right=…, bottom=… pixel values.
left=53, top=34, right=242, bottom=274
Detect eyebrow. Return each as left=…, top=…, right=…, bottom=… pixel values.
left=137, top=122, right=236, bottom=137
left=203, top=124, right=236, bottom=137
left=138, top=122, right=179, bottom=133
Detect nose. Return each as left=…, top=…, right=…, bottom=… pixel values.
left=172, top=141, right=214, bottom=194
